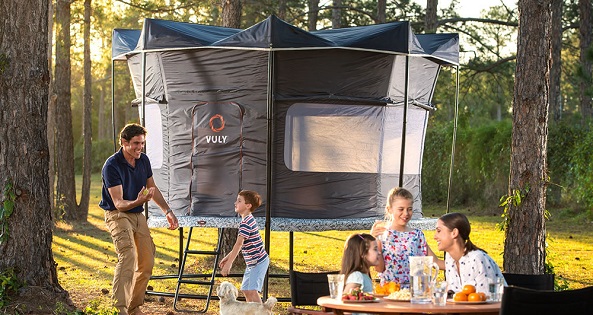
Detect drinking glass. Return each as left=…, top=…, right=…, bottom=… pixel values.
left=488, top=277, right=504, bottom=302
left=373, top=220, right=388, bottom=241
left=432, top=280, right=448, bottom=306
left=327, top=274, right=345, bottom=300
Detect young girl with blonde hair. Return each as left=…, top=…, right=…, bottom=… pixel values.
left=370, top=187, right=442, bottom=287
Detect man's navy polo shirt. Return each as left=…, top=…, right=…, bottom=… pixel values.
left=99, top=148, right=153, bottom=213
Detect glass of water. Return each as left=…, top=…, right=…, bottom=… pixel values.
left=327, top=274, right=345, bottom=300
left=373, top=220, right=388, bottom=241
left=488, top=277, right=504, bottom=302
left=432, top=280, right=448, bottom=306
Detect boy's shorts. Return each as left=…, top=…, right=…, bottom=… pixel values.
left=241, top=256, right=270, bottom=292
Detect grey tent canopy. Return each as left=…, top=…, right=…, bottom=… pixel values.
left=111, top=16, right=459, bottom=231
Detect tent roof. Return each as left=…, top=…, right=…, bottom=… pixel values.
left=112, top=29, right=141, bottom=60
left=112, top=15, right=459, bottom=65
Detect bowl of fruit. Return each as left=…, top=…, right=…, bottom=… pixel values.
left=449, top=284, right=489, bottom=304
left=374, top=281, right=400, bottom=297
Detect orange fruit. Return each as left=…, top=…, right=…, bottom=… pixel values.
left=387, top=281, right=399, bottom=293
left=461, top=284, right=476, bottom=295
left=453, top=292, right=468, bottom=301
left=478, top=292, right=487, bottom=301
left=468, top=293, right=482, bottom=302
left=374, top=286, right=384, bottom=295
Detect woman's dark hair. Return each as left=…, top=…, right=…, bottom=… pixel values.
left=341, top=233, right=376, bottom=279
left=439, top=212, right=485, bottom=255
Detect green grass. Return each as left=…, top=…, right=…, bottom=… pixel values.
left=51, top=174, right=593, bottom=314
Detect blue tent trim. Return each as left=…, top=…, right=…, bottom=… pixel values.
left=312, top=21, right=416, bottom=53
left=140, top=18, right=240, bottom=50
left=111, top=29, right=141, bottom=60
left=416, top=33, right=460, bottom=65
left=112, top=15, right=459, bottom=65
left=213, top=15, right=335, bottom=48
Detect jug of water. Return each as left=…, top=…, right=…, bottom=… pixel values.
left=409, top=256, right=439, bottom=304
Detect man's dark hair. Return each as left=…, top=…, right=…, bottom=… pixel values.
left=119, top=123, right=147, bottom=141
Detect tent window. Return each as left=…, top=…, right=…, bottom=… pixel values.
left=284, top=103, right=383, bottom=173
left=141, top=103, right=164, bottom=169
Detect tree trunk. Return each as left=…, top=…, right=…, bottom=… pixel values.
left=550, top=0, right=562, bottom=121
left=503, top=0, right=551, bottom=275
left=78, top=0, right=92, bottom=218
left=221, top=0, right=242, bottom=28
left=579, top=0, right=592, bottom=119
left=332, top=0, right=342, bottom=28
left=277, top=0, right=287, bottom=20
left=0, top=0, right=72, bottom=310
left=377, top=0, right=386, bottom=24
left=308, top=0, right=320, bottom=31
left=55, top=0, right=80, bottom=221
left=48, top=0, right=57, bottom=211
left=99, top=82, right=106, bottom=140
left=219, top=228, right=246, bottom=271
left=219, top=1, right=243, bottom=265
left=425, top=0, right=438, bottom=33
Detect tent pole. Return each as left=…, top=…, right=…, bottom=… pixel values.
left=263, top=48, right=275, bottom=300
left=289, top=231, right=294, bottom=270
left=111, top=60, right=117, bottom=152
left=141, top=52, right=148, bottom=218
left=140, top=52, right=146, bottom=128
left=446, top=66, right=460, bottom=214
left=398, top=56, right=410, bottom=187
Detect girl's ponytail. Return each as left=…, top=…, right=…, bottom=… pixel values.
left=440, top=213, right=486, bottom=255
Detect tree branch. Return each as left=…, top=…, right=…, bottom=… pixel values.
left=468, top=55, right=517, bottom=73
left=114, top=0, right=201, bottom=13
left=438, top=17, right=518, bottom=27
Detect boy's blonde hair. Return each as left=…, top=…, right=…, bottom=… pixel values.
left=238, top=190, right=262, bottom=212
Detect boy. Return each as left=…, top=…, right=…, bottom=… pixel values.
left=218, top=190, right=270, bottom=303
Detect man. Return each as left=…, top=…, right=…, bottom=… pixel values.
left=100, top=123, right=179, bottom=315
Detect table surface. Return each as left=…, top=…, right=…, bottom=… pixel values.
left=317, top=296, right=501, bottom=315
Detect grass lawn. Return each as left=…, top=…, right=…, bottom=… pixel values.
left=51, top=174, right=593, bottom=314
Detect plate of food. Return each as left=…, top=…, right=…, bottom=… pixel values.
left=448, top=289, right=490, bottom=304
left=374, top=281, right=401, bottom=297
left=342, top=289, right=379, bottom=303
left=383, top=297, right=410, bottom=302
left=383, top=288, right=411, bottom=302
left=447, top=299, right=490, bottom=305
left=343, top=298, right=380, bottom=303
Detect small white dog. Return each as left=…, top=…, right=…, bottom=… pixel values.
left=217, top=281, right=277, bottom=315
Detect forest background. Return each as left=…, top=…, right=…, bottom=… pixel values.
left=63, top=0, right=593, bottom=217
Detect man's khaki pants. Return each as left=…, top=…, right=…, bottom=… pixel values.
left=105, top=210, right=155, bottom=315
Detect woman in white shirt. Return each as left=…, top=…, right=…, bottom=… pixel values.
left=434, top=212, right=506, bottom=293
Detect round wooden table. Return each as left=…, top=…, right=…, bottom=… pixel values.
left=317, top=296, right=501, bottom=315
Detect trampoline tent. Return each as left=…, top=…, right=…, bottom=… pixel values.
left=111, top=16, right=459, bottom=232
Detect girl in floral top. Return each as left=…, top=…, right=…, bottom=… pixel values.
left=370, top=187, right=442, bottom=287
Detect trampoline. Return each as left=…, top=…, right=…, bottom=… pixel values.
left=111, top=16, right=459, bottom=312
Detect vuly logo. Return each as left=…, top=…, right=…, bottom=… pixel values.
left=206, top=114, right=227, bottom=144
